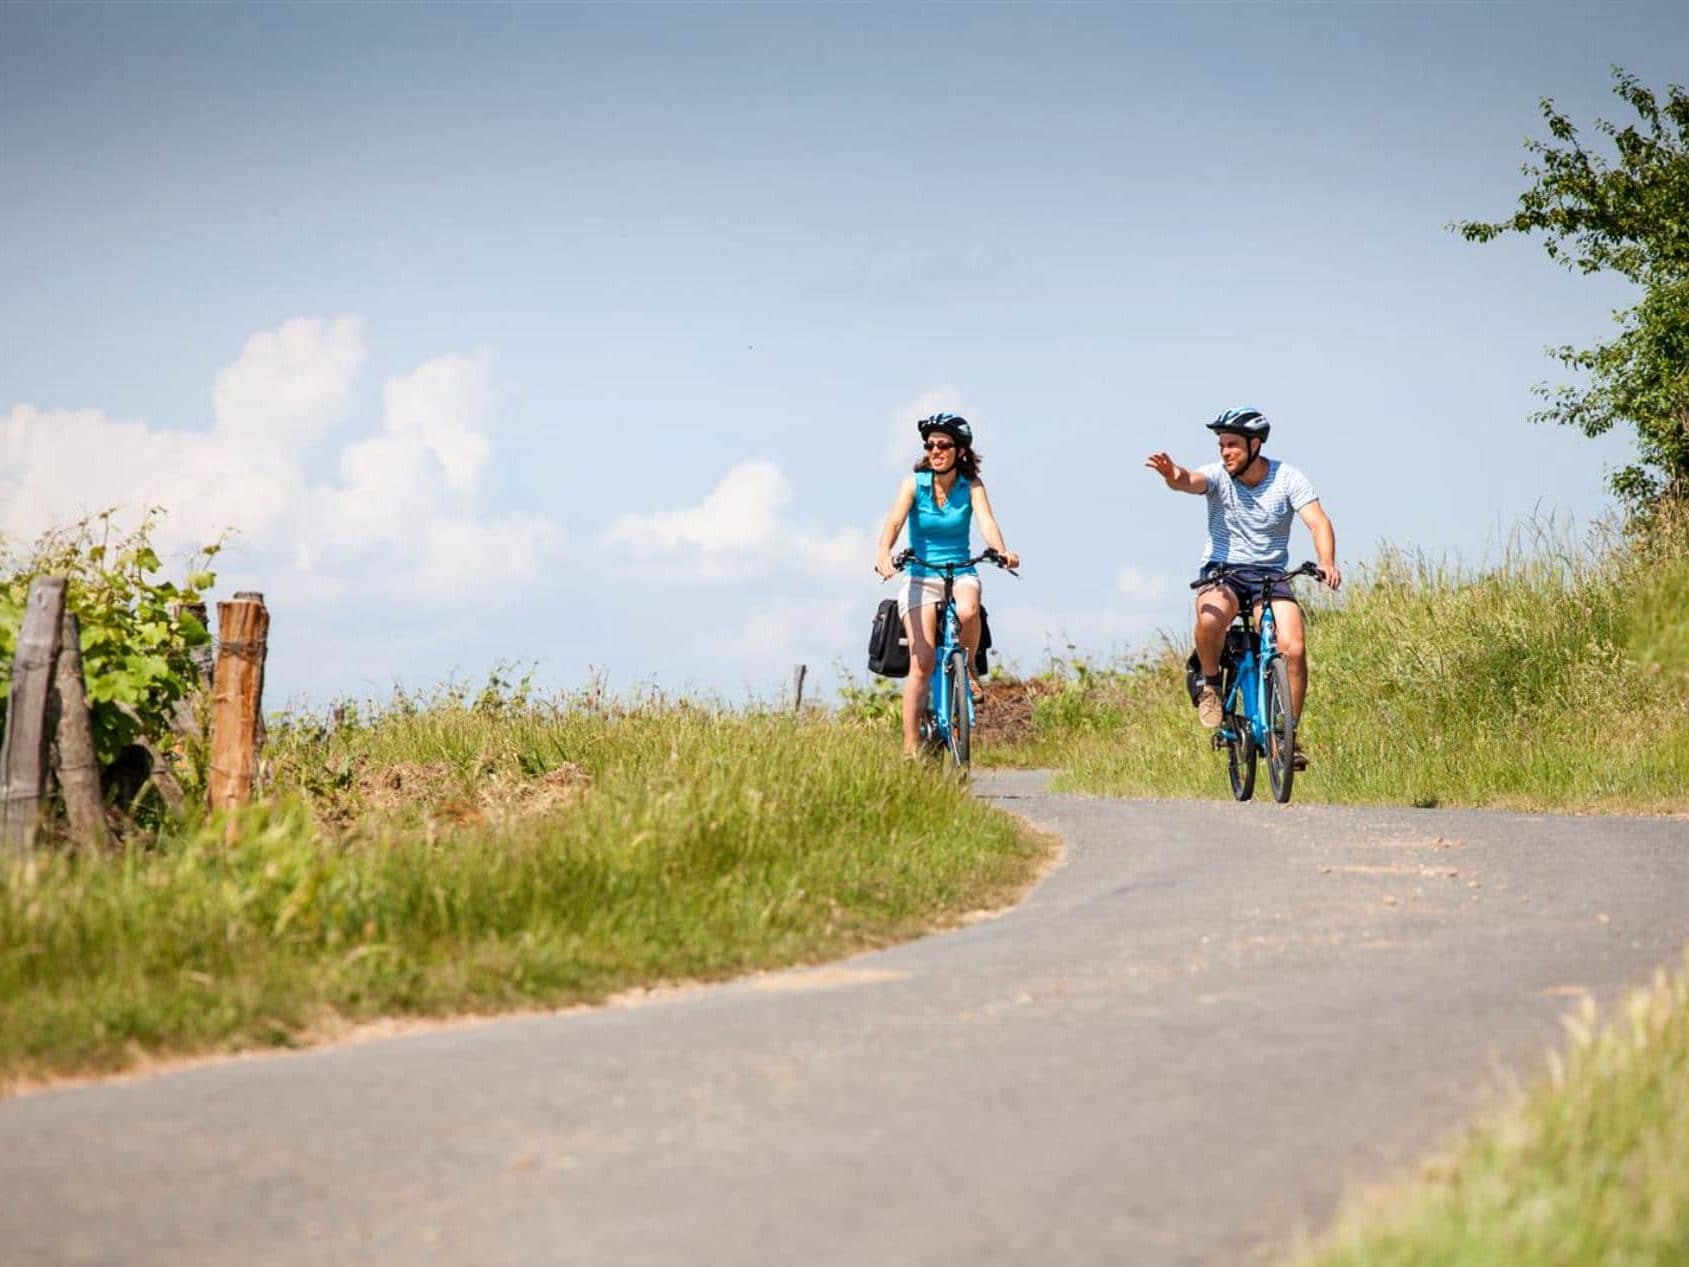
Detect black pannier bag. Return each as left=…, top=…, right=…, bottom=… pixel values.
left=975, top=606, right=993, bottom=676
left=867, top=598, right=910, bottom=677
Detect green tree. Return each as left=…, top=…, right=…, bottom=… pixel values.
left=1457, top=68, right=1689, bottom=510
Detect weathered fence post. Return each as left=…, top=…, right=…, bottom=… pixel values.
left=207, top=593, right=269, bottom=816
left=51, top=611, right=108, bottom=849
left=792, top=663, right=808, bottom=712
left=169, top=600, right=215, bottom=742
left=181, top=601, right=214, bottom=691
left=1, top=577, right=67, bottom=851
left=232, top=592, right=268, bottom=761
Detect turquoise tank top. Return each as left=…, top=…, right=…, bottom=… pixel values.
left=908, top=471, right=975, bottom=577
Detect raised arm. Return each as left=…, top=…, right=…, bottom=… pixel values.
left=875, top=476, right=917, bottom=579
left=1298, top=500, right=1342, bottom=591
left=1145, top=452, right=1209, bottom=494
left=969, top=481, right=1020, bottom=570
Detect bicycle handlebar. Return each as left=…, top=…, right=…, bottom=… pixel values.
left=1189, top=560, right=1325, bottom=591
left=893, top=548, right=1019, bottom=577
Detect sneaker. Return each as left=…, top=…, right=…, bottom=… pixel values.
left=1291, top=745, right=1310, bottom=772
left=1196, top=686, right=1223, bottom=729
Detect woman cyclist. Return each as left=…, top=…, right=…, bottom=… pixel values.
left=875, top=413, right=1020, bottom=758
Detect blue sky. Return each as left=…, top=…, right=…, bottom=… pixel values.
left=3, top=0, right=1683, bottom=706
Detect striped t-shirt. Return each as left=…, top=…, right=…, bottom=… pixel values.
left=1196, top=459, right=1318, bottom=569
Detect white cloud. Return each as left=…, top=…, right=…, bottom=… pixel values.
left=0, top=318, right=556, bottom=604
left=1116, top=566, right=1169, bottom=602
left=212, top=316, right=364, bottom=456
left=605, top=461, right=790, bottom=557
left=604, top=461, right=871, bottom=581
left=378, top=353, right=493, bottom=495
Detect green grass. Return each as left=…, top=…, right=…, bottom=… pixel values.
left=0, top=697, right=1046, bottom=1087
left=981, top=523, right=1689, bottom=813
left=1291, top=953, right=1689, bottom=1267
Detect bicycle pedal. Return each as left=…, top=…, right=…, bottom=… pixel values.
left=1210, top=733, right=1227, bottom=751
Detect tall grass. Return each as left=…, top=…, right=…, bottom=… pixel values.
left=1, top=695, right=1043, bottom=1086
left=985, top=522, right=1689, bottom=812
left=1292, top=952, right=1689, bottom=1267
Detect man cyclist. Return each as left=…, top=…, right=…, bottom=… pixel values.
left=1146, top=408, right=1341, bottom=768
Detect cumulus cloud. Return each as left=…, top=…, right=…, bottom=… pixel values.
left=605, top=461, right=790, bottom=557
left=0, top=317, right=556, bottom=602
left=212, top=317, right=364, bottom=457
left=605, top=461, right=871, bottom=580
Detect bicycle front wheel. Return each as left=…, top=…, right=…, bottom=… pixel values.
left=946, top=648, right=971, bottom=769
left=1264, top=656, right=1296, bottom=803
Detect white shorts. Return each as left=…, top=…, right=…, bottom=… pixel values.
left=898, top=573, right=981, bottom=619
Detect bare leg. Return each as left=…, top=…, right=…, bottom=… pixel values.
left=1264, top=599, right=1308, bottom=717
left=1194, top=584, right=1240, bottom=679
left=953, top=580, right=983, bottom=692
left=901, top=602, right=940, bottom=757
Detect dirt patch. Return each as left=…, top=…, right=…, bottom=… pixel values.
left=332, top=760, right=592, bottom=832
left=973, top=677, right=1059, bottom=747
left=473, top=764, right=594, bottom=827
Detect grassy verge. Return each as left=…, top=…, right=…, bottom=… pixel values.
left=1290, top=953, right=1689, bottom=1267
left=978, top=523, right=1689, bottom=813
left=0, top=697, right=1045, bottom=1088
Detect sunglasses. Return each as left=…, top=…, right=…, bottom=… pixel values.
left=923, top=440, right=956, bottom=452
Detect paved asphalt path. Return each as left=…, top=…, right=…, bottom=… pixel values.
left=4, top=770, right=1687, bottom=1267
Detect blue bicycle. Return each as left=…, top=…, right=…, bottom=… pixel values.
left=892, top=547, right=1017, bottom=769
left=1192, top=561, right=1323, bottom=803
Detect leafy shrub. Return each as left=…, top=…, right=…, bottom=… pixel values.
left=834, top=668, right=901, bottom=729
left=0, top=511, right=219, bottom=767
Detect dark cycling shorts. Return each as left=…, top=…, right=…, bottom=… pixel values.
left=1197, top=563, right=1297, bottom=609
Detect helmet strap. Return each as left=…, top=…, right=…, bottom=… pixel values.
left=1238, top=438, right=1266, bottom=481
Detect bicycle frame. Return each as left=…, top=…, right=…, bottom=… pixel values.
left=1220, top=601, right=1280, bottom=751
left=1193, top=561, right=1322, bottom=803
left=927, top=570, right=972, bottom=749
left=1197, top=561, right=1321, bottom=752
left=893, top=549, right=1015, bottom=762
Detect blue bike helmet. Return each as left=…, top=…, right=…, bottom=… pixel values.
left=917, top=412, right=973, bottom=446
left=1205, top=407, right=1270, bottom=439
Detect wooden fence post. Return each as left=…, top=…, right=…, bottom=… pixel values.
left=1, top=577, right=67, bottom=851
left=792, top=663, right=808, bottom=712
left=51, top=611, right=108, bottom=849
left=207, top=594, right=270, bottom=816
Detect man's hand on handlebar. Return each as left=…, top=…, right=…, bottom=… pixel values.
left=1190, top=560, right=1337, bottom=591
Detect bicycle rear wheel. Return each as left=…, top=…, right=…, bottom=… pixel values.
left=1226, top=708, right=1257, bottom=801
left=946, top=648, right=971, bottom=769
left=1264, top=656, right=1296, bottom=803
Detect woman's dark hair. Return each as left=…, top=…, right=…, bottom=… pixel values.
left=915, top=445, right=982, bottom=481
